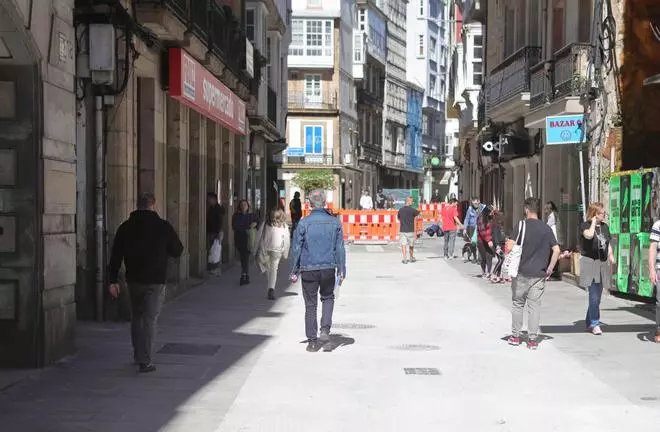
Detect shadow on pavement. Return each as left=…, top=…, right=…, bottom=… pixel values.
left=323, top=334, right=355, bottom=352
left=0, top=261, right=298, bottom=432
left=542, top=320, right=654, bottom=334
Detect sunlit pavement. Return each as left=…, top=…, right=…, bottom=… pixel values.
left=2, top=237, right=660, bottom=431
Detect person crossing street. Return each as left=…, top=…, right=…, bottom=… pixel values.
left=398, top=196, right=420, bottom=264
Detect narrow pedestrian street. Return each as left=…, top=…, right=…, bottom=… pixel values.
left=2, top=238, right=660, bottom=431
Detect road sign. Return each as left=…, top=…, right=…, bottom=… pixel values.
left=287, top=147, right=304, bottom=156
left=545, top=114, right=588, bottom=145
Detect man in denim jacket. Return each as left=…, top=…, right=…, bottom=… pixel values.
left=290, top=189, right=346, bottom=352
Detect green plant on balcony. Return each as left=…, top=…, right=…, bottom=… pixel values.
left=292, top=169, right=335, bottom=193
left=571, top=73, right=587, bottom=94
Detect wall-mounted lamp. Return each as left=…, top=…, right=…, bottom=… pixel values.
left=341, top=178, right=346, bottom=184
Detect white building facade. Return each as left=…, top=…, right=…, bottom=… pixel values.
left=283, top=0, right=361, bottom=208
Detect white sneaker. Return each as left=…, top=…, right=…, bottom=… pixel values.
left=591, top=326, right=603, bottom=335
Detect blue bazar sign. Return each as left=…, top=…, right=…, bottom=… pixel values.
left=545, top=115, right=588, bottom=145
left=287, top=147, right=304, bottom=156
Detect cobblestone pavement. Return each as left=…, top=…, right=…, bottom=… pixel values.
left=2, top=236, right=660, bottom=431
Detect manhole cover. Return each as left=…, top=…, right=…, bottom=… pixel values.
left=404, top=368, right=441, bottom=376
left=157, top=343, right=221, bottom=356
left=641, top=396, right=660, bottom=401
left=375, top=275, right=393, bottom=279
left=332, top=323, right=376, bottom=329
left=392, top=344, right=440, bottom=351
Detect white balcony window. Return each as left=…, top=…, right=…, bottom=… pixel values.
left=246, top=9, right=255, bottom=43
left=419, top=0, right=424, bottom=16
left=288, top=19, right=333, bottom=58
left=354, top=33, right=363, bottom=63
left=304, top=74, right=322, bottom=105
left=304, top=125, right=323, bottom=154
left=418, top=34, right=425, bottom=57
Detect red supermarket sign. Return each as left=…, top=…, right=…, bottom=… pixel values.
left=168, top=48, right=246, bottom=136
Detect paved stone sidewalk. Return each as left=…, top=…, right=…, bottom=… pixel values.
left=2, top=237, right=660, bottom=431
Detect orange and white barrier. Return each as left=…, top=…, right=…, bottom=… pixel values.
left=418, top=203, right=445, bottom=223
left=336, top=210, right=423, bottom=243
left=301, top=202, right=334, bottom=217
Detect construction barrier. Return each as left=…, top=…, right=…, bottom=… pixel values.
left=336, top=210, right=423, bottom=243
left=301, top=201, right=334, bottom=217
left=418, top=203, right=445, bottom=223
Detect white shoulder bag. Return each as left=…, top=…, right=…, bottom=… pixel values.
left=503, top=220, right=526, bottom=278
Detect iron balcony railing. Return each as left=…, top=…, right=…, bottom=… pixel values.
left=267, top=86, right=277, bottom=124
left=134, top=0, right=250, bottom=88
left=357, top=88, right=384, bottom=107
left=288, top=91, right=338, bottom=110
left=529, top=43, right=591, bottom=110
left=485, top=46, right=541, bottom=114
left=283, top=154, right=334, bottom=165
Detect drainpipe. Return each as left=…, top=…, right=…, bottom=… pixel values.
left=95, top=95, right=107, bottom=321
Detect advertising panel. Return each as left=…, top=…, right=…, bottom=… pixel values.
left=616, top=232, right=631, bottom=292
left=545, top=115, right=588, bottom=145
left=609, top=175, right=621, bottom=234
left=382, top=189, right=420, bottom=210
left=620, top=174, right=631, bottom=234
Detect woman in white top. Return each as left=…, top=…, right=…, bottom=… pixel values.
left=256, top=208, right=291, bottom=300
left=545, top=201, right=560, bottom=243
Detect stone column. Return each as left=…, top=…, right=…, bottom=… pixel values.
left=137, top=77, right=156, bottom=198
left=188, top=111, right=207, bottom=277
left=166, top=99, right=189, bottom=287
left=221, top=128, right=235, bottom=263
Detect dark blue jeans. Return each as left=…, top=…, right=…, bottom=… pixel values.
left=586, top=282, right=603, bottom=328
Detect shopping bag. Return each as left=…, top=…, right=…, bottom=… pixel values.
left=470, top=227, right=478, bottom=245
left=248, top=227, right=258, bottom=253
left=334, top=274, right=342, bottom=299
left=502, top=220, right=526, bottom=278
left=208, top=239, right=221, bottom=265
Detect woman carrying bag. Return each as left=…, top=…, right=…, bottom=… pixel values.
left=256, top=208, right=290, bottom=300
left=580, top=202, right=615, bottom=335
left=232, top=200, right=258, bottom=285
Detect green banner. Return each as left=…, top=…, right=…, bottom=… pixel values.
left=616, top=233, right=631, bottom=292
left=642, top=171, right=654, bottom=232
left=382, top=189, right=420, bottom=210
left=620, top=175, right=631, bottom=234
left=632, top=233, right=653, bottom=297
left=609, top=175, right=621, bottom=234
left=630, top=173, right=643, bottom=234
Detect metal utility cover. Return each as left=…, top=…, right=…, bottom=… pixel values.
left=393, top=344, right=441, bottom=351
left=404, top=368, right=441, bottom=376
left=332, top=323, right=376, bottom=329
left=157, top=343, right=221, bottom=356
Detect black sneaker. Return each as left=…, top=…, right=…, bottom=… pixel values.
left=319, top=329, right=330, bottom=343
left=267, top=288, right=276, bottom=300
left=138, top=363, right=156, bottom=373
left=402, top=259, right=409, bottom=264
left=239, top=274, right=249, bottom=285
left=410, top=257, right=417, bottom=263
left=306, top=340, right=321, bottom=352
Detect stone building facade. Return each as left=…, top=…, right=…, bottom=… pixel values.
left=0, top=0, right=78, bottom=367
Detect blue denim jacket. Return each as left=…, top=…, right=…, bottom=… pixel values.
left=290, top=209, right=346, bottom=277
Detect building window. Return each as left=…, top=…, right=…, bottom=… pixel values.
left=429, top=36, right=437, bottom=55
left=472, top=34, right=483, bottom=86
left=418, top=34, right=425, bottom=57
left=419, top=0, right=424, bottom=16
left=288, top=19, right=333, bottom=57
left=429, top=74, right=436, bottom=94
left=504, top=7, right=515, bottom=57
left=354, top=33, right=363, bottom=62
left=359, top=10, right=366, bottom=31
left=266, top=37, right=272, bottom=85
left=246, top=9, right=255, bottom=42
left=552, top=0, right=565, bottom=53
left=304, top=126, right=323, bottom=154
left=304, top=74, right=322, bottom=102
left=290, top=20, right=304, bottom=56
left=429, top=0, right=438, bottom=17
left=422, top=115, right=429, bottom=135
left=578, top=0, right=592, bottom=43
left=444, top=136, right=451, bottom=155
left=307, top=0, right=322, bottom=7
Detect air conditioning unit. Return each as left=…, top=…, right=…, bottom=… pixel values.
left=343, top=153, right=352, bottom=164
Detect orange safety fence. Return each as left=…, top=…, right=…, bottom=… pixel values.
left=335, top=210, right=423, bottom=243
left=419, top=203, right=446, bottom=222
left=301, top=202, right=334, bottom=217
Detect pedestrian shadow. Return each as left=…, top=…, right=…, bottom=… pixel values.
left=499, top=332, right=554, bottom=343
left=298, top=334, right=356, bottom=352
left=637, top=331, right=657, bottom=343
left=541, top=320, right=654, bottom=334
left=601, top=305, right=655, bottom=322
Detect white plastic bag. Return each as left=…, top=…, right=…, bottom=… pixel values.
left=503, top=221, right=526, bottom=278
left=334, top=274, right=342, bottom=299
left=208, top=239, right=221, bottom=265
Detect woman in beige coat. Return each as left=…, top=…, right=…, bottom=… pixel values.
left=256, top=208, right=291, bottom=300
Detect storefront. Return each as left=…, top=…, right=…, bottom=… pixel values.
left=167, top=47, right=247, bottom=275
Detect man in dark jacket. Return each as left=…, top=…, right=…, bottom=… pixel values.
left=290, top=189, right=346, bottom=352
left=290, top=191, right=302, bottom=232
left=108, top=193, right=184, bottom=373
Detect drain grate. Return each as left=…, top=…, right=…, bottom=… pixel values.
left=333, top=323, right=376, bottom=329
left=404, top=368, right=441, bottom=376
left=375, top=275, right=394, bottom=279
left=392, top=344, right=440, bottom=351
left=157, top=343, right=221, bottom=356
left=641, top=396, right=660, bottom=401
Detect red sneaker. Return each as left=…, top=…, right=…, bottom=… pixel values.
left=527, top=339, right=539, bottom=350
left=507, top=336, right=521, bottom=346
